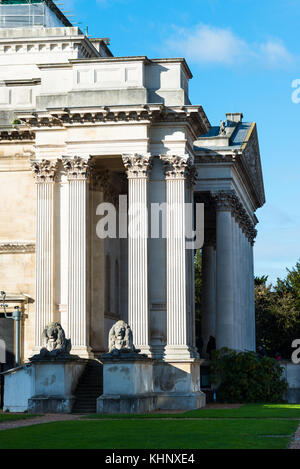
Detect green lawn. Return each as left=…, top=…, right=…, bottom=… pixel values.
left=1, top=404, right=300, bottom=449
left=0, top=419, right=298, bottom=449
left=0, top=413, right=40, bottom=423
left=82, top=403, right=300, bottom=420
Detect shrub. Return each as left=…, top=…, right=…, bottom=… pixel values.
left=11, top=119, right=21, bottom=125
left=210, top=348, right=288, bottom=403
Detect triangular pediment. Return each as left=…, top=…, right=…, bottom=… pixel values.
left=242, top=123, right=266, bottom=207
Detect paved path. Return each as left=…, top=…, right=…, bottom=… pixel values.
left=0, top=414, right=82, bottom=432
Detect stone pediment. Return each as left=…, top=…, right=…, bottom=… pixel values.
left=242, top=123, right=265, bottom=208
left=194, top=119, right=265, bottom=209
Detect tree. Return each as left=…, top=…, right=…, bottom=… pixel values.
left=255, top=260, right=300, bottom=359
left=254, top=275, right=269, bottom=286
left=276, top=261, right=300, bottom=311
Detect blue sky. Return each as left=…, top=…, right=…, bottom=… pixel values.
left=62, top=0, right=300, bottom=284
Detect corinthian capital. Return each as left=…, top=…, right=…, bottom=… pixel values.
left=160, top=155, right=197, bottom=185
left=30, top=159, right=58, bottom=183
left=249, top=227, right=258, bottom=245
left=62, top=156, right=94, bottom=181
left=211, top=190, right=236, bottom=211
left=122, top=153, right=153, bottom=178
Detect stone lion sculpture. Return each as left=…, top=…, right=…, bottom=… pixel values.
left=42, top=322, right=71, bottom=355
left=30, top=322, right=72, bottom=361
left=108, top=320, right=137, bottom=354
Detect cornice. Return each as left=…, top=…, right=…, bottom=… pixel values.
left=0, top=128, right=35, bottom=142
left=17, top=105, right=210, bottom=136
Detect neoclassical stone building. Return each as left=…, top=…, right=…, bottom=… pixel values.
left=0, top=1, right=265, bottom=374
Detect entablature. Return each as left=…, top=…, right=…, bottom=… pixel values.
left=17, top=104, right=210, bottom=136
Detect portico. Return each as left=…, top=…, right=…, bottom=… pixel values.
left=25, top=99, right=208, bottom=361
left=0, top=1, right=266, bottom=411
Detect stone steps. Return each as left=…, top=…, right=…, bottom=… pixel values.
left=72, top=359, right=103, bottom=414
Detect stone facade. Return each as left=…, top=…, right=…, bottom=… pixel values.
left=0, top=3, right=265, bottom=401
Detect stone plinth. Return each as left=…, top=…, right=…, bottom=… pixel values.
left=2, top=359, right=87, bottom=413
left=97, top=357, right=156, bottom=414
left=153, top=360, right=206, bottom=410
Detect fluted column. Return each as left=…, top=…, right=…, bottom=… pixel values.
left=249, top=238, right=256, bottom=350
left=213, top=191, right=235, bottom=350
left=242, top=230, right=249, bottom=349
left=246, top=224, right=256, bottom=351
left=235, top=220, right=242, bottom=350
left=161, top=155, right=199, bottom=361
left=122, top=154, right=153, bottom=356
left=202, top=242, right=216, bottom=356
left=233, top=206, right=244, bottom=351
left=63, top=156, right=93, bottom=358
left=31, top=159, right=58, bottom=349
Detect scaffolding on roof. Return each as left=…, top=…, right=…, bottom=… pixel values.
left=0, top=0, right=72, bottom=28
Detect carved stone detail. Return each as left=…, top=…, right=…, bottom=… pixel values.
left=212, top=190, right=257, bottom=244
left=19, top=105, right=210, bottom=137
left=62, top=156, right=94, bottom=181
left=122, top=153, right=153, bottom=178
left=30, top=159, right=58, bottom=183
left=219, top=120, right=226, bottom=136
left=0, top=241, right=35, bottom=254
left=101, top=320, right=146, bottom=359
left=212, top=190, right=235, bottom=211
left=30, top=322, right=73, bottom=361
left=0, top=129, right=35, bottom=142
left=160, top=155, right=198, bottom=185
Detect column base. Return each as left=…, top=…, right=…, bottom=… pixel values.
left=31, top=346, right=94, bottom=360
left=71, top=346, right=94, bottom=359
left=138, top=345, right=153, bottom=358
left=153, top=360, right=205, bottom=411
left=150, top=344, right=166, bottom=360
left=156, top=392, right=206, bottom=411
left=164, top=345, right=199, bottom=362
left=97, top=394, right=157, bottom=414
left=28, top=397, right=75, bottom=414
